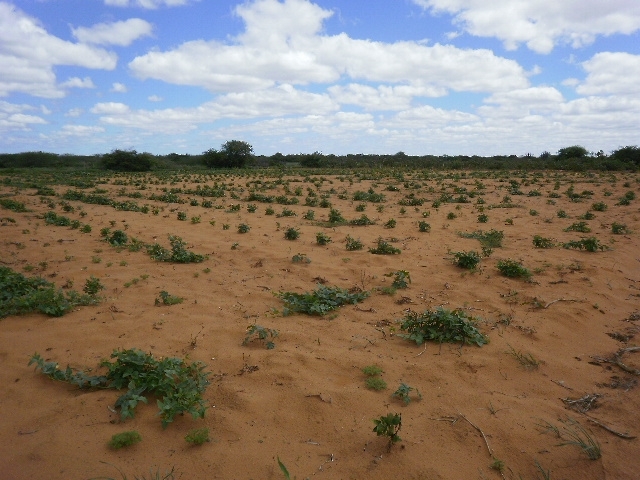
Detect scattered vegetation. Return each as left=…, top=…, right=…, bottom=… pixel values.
left=562, top=237, right=607, bottom=252
left=497, top=259, right=531, bottom=279
left=108, top=431, right=142, bottom=450
left=243, top=324, right=278, bottom=349
left=275, top=284, right=369, bottom=316
left=452, top=250, right=481, bottom=269
left=392, top=383, right=421, bottom=405
left=147, top=235, right=207, bottom=263
left=399, top=308, right=488, bottom=346
left=369, top=237, right=401, bottom=254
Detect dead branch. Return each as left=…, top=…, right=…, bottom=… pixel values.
left=582, top=413, right=636, bottom=439
left=458, top=413, right=494, bottom=457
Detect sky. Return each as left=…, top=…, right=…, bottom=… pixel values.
left=1, top=0, right=639, bottom=157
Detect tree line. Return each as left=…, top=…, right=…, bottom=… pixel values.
left=0, top=142, right=638, bottom=172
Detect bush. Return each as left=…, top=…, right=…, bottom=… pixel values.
left=452, top=251, right=481, bottom=269
left=532, top=235, right=554, bottom=248
left=102, top=149, right=152, bottom=172
left=275, top=284, right=369, bottom=316
left=497, top=259, right=531, bottom=279
left=398, top=307, right=488, bottom=346
left=369, top=238, right=401, bottom=255
left=316, top=232, right=332, bottom=245
left=108, top=431, right=142, bottom=449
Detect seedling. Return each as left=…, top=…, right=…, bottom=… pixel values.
left=108, top=431, right=142, bottom=450
left=452, top=250, right=481, bottom=270
left=399, top=307, right=488, bottom=346
left=369, top=237, right=401, bottom=255
left=533, top=235, right=555, bottom=248
left=155, top=291, right=183, bottom=306
left=392, top=383, right=421, bottom=405
left=362, top=365, right=383, bottom=376
left=372, top=413, right=402, bottom=452
left=185, top=428, right=210, bottom=445
left=243, top=324, right=279, bottom=349
left=291, top=253, right=310, bottom=263
left=83, top=276, right=105, bottom=297
left=345, top=235, right=363, bottom=251
left=365, top=377, right=387, bottom=390
left=316, top=232, right=332, bottom=245
left=458, top=229, right=504, bottom=248
left=497, top=259, right=531, bottom=279
left=385, top=270, right=411, bottom=289
left=506, top=344, right=539, bottom=369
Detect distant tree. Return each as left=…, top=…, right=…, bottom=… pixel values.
left=268, top=152, right=285, bottom=167
left=299, top=151, right=323, bottom=168
left=611, top=146, right=640, bottom=166
left=539, top=151, right=551, bottom=160
left=557, top=145, right=588, bottom=160
left=202, top=140, right=254, bottom=168
left=102, top=149, right=152, bottom=172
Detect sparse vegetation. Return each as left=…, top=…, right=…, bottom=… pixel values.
left=399, top=308, right=488, bottom=346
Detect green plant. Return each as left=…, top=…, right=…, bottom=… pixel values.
left=564, top=221, right=591, bottom=233
left=328, top=208, right=346, bottom=224
left=562, top=237, right=606, bottom=252
left=506, top=344, right=539, bottom=369
left=557, top=418, right=601, bottom=460
left=366, top=377, right=387, bottom=391
left=362, top=365, right=383, bottom=376
left=265, top=207, right=275, bottom=215
left=284, top=227, right=300, bottom=240
left=349, top=214, right=374, bottom=226
left=190, top=215, right=201, bottom=224
left=237, top=223, right=251, bottom=233
left=277, top=457, right=291, bottom=480
left=399, top=307, right=488, bottom=346
left=446, top=212, right=457, bottom=220
left=222, top=223, right=230, bottom=230
left=452, top=250, right=481, bottom=269
left=345, top=235, right=363, bottom=251
left=490, top=458, right=505, bottom=473
left=384, top=218, right=397, bottom=228
left=108, top=431, right=142, bottom=450
left=29, top=348, right=210, bottom=428
left=303, top=209, right=315, bottom=220
left=611, top=222, right=629, bottom=234
left=392, top=383, right=421, bottom=405
left=275, top=284, right=369, bottom=316
left=247, top=203, right=258, bottom=213
left=477, top=213, right=489, bottom=223
left=243, top=324, right=279, bottom=349
left=316, top=232, right=332, bottom=245
left=385, top=270, right=411, bottom=289
left=177, top=211, right=187, bottom=221
left=557, top=209, right=568, bottom=218
left=185, top=428, right=210, bottom=445
left=418, top=221, right=431, bottom=232
left=147, top=235, right=206, bottom=263
left=372, top=413, right=402, bottom=452
left=369, top=237, right=401, bottom=255
left=458, top=229, right=504, bottom=248
left=155, top=291, right=184, bottom=306
left=497, top=259, right=531, bottom=279
left=591, top=202, right=607, bottom=212
left=579, top=211, right=595, bottom=220
left=533, top=235, right=555, bottom=248
left=291, top=253, right=310, bottom=263
left=81, top=224, right=92, bottom=233
left=529, top=209, right=539, bottom=216
left=83, top=276, right=105, bottom=297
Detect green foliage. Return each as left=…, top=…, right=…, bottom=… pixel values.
left=29, top=348, right=210, bottom=428
left=452, top=250, right=481, bottom=269
left=384, top=218, right=397, bottom=228
left=477, top=213, right=489, bottom=223
left=1, top=266, right=99, bottom=318
left=611, top=222, right=630, bottom=234
left=83, top=276, right=105, bottom=297
left=243, top=324, right=279, bottom=349
left=506, top=344, right=539, bottom=369
left=591, top=201, right=607, bottom=212
left=291, top=253, right=310, bottom=263
left=372, top=413, right=402, bottom=451
left=283, top=227, right=300, bottom=240
left=202, top=140, right=254, bottom=168
left=155, top=291, right=184, bottom=306
left=556, top=209, right=568, bottom=218
left=277, top=457, right=291, bottom=480
left=43, top=211, right=71, bottom=226
left=362, top=365, right=383, bottom=376
left=349, top=214, right=374, bottom=225
left=105, top=229, right=129, bottom=246
left=564, top=221, right=590, bottom=233
left=275, top=284, right=369, bottom=316
left=418, top=221, right=431, bottom=232
left=562, top=237, right=606, bottom=252
left=399, top=307, right=488, bottom=346
left=369, top=237, right=401, bottom=255
left=579, top=211, right=595, bottom=220
left=533, top=235, right=555, bottom=248
left=385, top=270, right=411, bottom=288
left=497, top=259, right=531, bottom=279
left=237, top=223, right=251, bottom=233
left=185, top=428, right=210, bottom=446
left=176, top=211, right=187, bottom=221
left=147, top=235, right=206, bottom=263
left=108, top=431, right=142, bottom=450
left=392, top=383, right=421, bottom=405
left=0, top=198, right=28, bottom=212
left=365, top=377, right=387, bottom=391
left=345, top=235, right=363, bottom=251
left=102, top=149, right=152, bottom=172
left=328, top=208, right=346, bottom=224
left=557, top=145, right=588, bottom=160
left=458, top=229, right=504, bottom=248
left=316, top=232, right=332, bottom=245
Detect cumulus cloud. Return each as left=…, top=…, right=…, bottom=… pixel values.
left=576, top=52, right=640, bottom=95
left=61, top=77, right=96, bottom=89
left=0, top=2, right=116, bottom=98
left=59, top=125, right=106, bottom=136
left=72, top=18, right=152, bottom=46
left=0, top=101, right=47, bottom=129
left=148, top=95, right=163, bottom=102
left=129, top=0, right=529, bottom=94
left=412, top=0, right=640, bottom=53
left=105, top=0, right=198, bottom=8
left=111, top=82, right=128, bottom=93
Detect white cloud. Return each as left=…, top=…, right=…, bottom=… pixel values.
left=105, top=0, right=198, bottom=8
left=66, top=108, right=84, bottom=117
left=61, top=77, right=96, bottom=89
left=148, top=95, right=163, bottom=102
left=72, top=18, right=152, bottom=46
left=111, top=82, right=128, bottom=93
left=40, top=105, right=52, bottom=115
left=0, top=101, right=47, bottom=130
left=59, top=125, right=106, bottom=136
left=412, top=0, right=640, bottom=53
left=576, top=52, right=640, bottom=95
left=129, top=0, right=529, bottom=94
left=91, top=102, right=131, bottom=115
left=0, top=3, right=116, bottom=98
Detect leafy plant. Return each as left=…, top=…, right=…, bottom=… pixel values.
left=591, top=202, right=607, bottom=212
left=29, top=348, right=210, bottom=428
left=83, top=276, right=105, bottom=297
left=365, top=377, right=387, bottom=391
left=506, top=344, right=539, bottom=369
left=237, top=223, right=251, bottom=233
left=418, top=221, right=431, bottom=232
left=155, top=291, right=183, bottom=306
left=316, top=232, right=332, bottom=245
left=564, top=221, right=590, bottom=233
left=349, top=214, right=374, bottom=226
left=373, top=413, right=402, bottom=452
left=243, top=324, right=279, bottom=349
left=0, top=198, right=28, bottom=212
left=392, top=383, right=421, bottom=405
left=384, top=218, right=397, bottom=228
left=147, top=235, right=206, bottom=263
left=185, top=428, right=210, bottom=445
left=177, top=211, right=187, bottom=221
left=362, top=365, right=384, bottom=376
left=611, top=222, right=629, bottom=234
left=284, top=227, right=300, bottom=240
left=477, top=213, right=489, bottom=223
left=108, top=431, right=142, bottom=450
left=452, top=250, right=481, bottom=269
left=533, top=235, right=555, bottom=248
left=458, top=229, right=504, bottom=248
left=369, top=237, right=401, bottom=255
left=562, top=237, right=606, bottom=252
left=497, top=259, right=531, bottom=279
left=275, top=284, right=369, bottom=316
left=292, top=253, right=310, bottom=264
left=385, top=270, right=411, bottom=289
left=345, top=235, right=363, bottom=251
left=399, top=307, right=488, bottom=346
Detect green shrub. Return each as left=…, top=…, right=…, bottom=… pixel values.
left=373, top=413, right=402, bottom=451
left=243, top=324, right=278, bottom=349
left=147, top=235, right=207, bottom=263
left=185, top=428, right=210, bottom=445
left=369, top=238, right=401, bottom=255
left=386, top=270, right=411, bottom=289
left=591, top=202, right=607, bottom=212
left=458, top=229, right=504, bottom=248
left=275, top=284, right=369, bottom=316
left=284, top=227, right=300, bottom=240
left=362, top=365, right=383, bottom=376
left=611, top=222, right=629, bottom=234
left=392, top=383, right=421, bottom=405
left=532, top=235, right=555, bottom=248
left=477, top=214, right=489, bottom=223
left=155, top=291, right=183, bottom=306
left=108, top=431, right=142, bottom=450
left=452, top=251, right=481, bottom=269
left=384, top=218, right=397, bottom=228
left=497, top=259, right=531, bottom=279
left=564, top=221, right=591, bottom=233
left=345, top=235, right=363, bottom=251
left=328, top=208, right=346, bottom=224
left=562, top=237, right=606, bottom=252
left=365, top=377, right=387, bottom=391
left=418, top=221, right=431, bottom=232
left=399, top=307, right=488, bottom=346
left=349, top=214, right=374, bottom=226
left=316, top=232, right=332, bottom=245
left=237, top=223, right=251, bottom=233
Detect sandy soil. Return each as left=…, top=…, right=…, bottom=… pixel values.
left=0, top=169, right=639, bottom=480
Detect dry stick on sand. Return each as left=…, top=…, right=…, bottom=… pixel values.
left=544, top=298, right=582, bottom=309
left=582, top=413, right=637, bottom=439
left=458, top=413, right=506, bottom=479
left=591, top=346, right=640, bottom=376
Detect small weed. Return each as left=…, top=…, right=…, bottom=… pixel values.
left=275, top=284, right=369, bottom=316
left=155, top=291, right=184, bottom=306
left=392, top=383, right=421, bottom=405
left=446, top=212, right=457, bottom=220
left=92, top=256, right=102, bottom=264
left=564, top=221, right=591, bottom=233
left=385, top=270, right=411, bottom=289
left=147, top=235, right=206, bottom=263
left=459, top=229, right=504, bottom=248
left=557, top=209, right=568, bottom=218
left=490, top=458, right=505, bottom=473
left=284, top=227, right=300, bottom=240
left=292, top=253, right=311, bottom=263
left=362, top=365, right=384, bottom=376
left=185, top=428, right=210, bottom=445
left=497, top=259, right=531, bottom=279
left=369, top=237, right=401, bottom=255
left=399, top=308, right=488, bottom=346
left=190, top=216, right=201, bottom=224
left=303, top=209, right=315, bottom=220
left=222, top=224, right=230, bottom=230
left=243, top=324, right=279, bottom=349
left=316, top=232, right=332, bottom=245
left=345, top=235, right=363, bottom=251
left=384, top=218, right=397, bottom=228
left=477, top=213, right=488, bottom=223
left=452, top=250, right=481, bottom=270
left=418, top=221, right=431, bottom=232
left=328, top=208, right=346, bottom=224
left=533, top=235, right=555, bottom=248
left=366, top=377, right=387, bottom=391
left=237, top=223, right=251, bottom=233
left=265, top=207, right=275, bottom=215
left=529, top=209, right=538, bottom=216
left=506, top=344, right=539, bottom=369
left=177, top=211, right=187, bottom=221
left=591, top=202, right=607, bottom=212
left=562, top=237, right=606, bottom=252
left=373, top=413, right=402, bottom=452
left=83, top=276, right=105, bottom=297
left=611, top=222, right=629, bottom=234
left=108, top=431, right=142, bottom=450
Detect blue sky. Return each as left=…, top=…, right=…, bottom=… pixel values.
left=1, top=0, right=639, bottom=156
